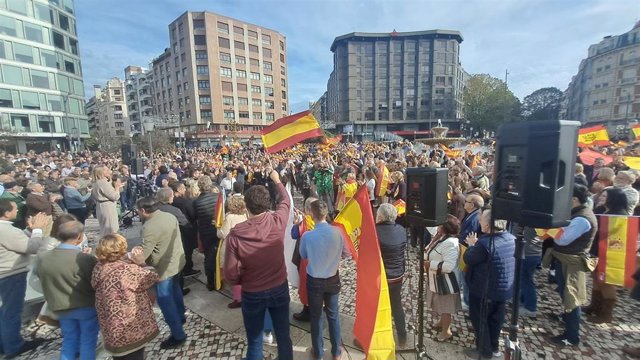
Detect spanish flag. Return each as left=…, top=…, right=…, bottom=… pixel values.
left=333, top=186, right=395, bottom=360
left=323, top=134, right=343, bottom=145
left=578, top=125, right=610, bottom=147
left=632, top=124, right=640, bottom=140
left=376, top=165, right=390, bottom=198
left=392, top=199, right=406, bottom=216
left=297, top=215, right=315, bottom=306
left=214, top=192, right=224, bottom=229
left=578, top=148, right=612, bottom=166
left=260, top=110, right=323, bottom=153
left=535, top=228, right=564, bottom=240
left=596, top=215, right=639, bottom=288
left=623, top=156, right=640, bottom=170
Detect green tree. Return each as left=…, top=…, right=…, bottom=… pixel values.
left=463, top=74, right=522, bottom=134
left=521, top=87, right=563, bottom=121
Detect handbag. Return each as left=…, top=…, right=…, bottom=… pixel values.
left=631, top=269, right=640, bottom=301
left=428, top=262, right=460, bottom=295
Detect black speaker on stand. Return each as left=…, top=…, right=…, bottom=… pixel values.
left=398, top=168, right=448, bottom=359
left=121, top=144, right=137, bottom=165
left=493, top=120, right=580, bottom=360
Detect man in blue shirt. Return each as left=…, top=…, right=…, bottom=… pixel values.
left=300, top=200, right=350, bottom=360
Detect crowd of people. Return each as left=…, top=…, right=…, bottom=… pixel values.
left=0, top=139, right=639, bottom=360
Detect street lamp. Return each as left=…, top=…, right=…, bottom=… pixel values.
left=142, top=121, right=155, bottom=156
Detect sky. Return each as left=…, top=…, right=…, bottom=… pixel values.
left=76, top=0, right=640, bottom=113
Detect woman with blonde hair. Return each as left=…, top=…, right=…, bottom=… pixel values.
left=216, top=195, right=247, bottom=308
left=183, top=178, right=200, bottom=200
left=91, top=166, right=123, bottom=237
left=92, top=234, right=159, bottom=360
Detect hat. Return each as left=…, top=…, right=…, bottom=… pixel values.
left=3, top=181, right=17, bottom=189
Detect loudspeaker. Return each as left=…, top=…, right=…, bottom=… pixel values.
left=406, top=167, right=449, bottom=227
left=493, top=120, right=580, bottom=229
left=131, top=159, right=145, bottom=176
left=121, top=144, right=137, bottom=165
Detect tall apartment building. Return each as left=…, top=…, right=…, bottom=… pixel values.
left=86, top=78, right=130, bottom=138
left=326, top=30, right=467, bottom=140
left=151, top=11, right=288, bottom=146
left=0, top=0, right=88, bottom=153
left=309, top=91, right=329, bottom=128
left=562, top=22, right=640, bottom=132
left=124, top=65, right=154, bottom=134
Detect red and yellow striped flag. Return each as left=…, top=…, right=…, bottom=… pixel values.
left=392, top=199, right=406, bottom=216
left=623, top=156, right=640, bottom=170
left=632, top=124, right=640, bottom=140
left=578, top=125, right=610, bottom=147
left=535, top=228, right=564, bottom=240
left=214, top=193, right=224, bottom=229
left=323, top=134, right=343, bottom=145
left=333, top=186, right=395, bottom=359
left=376, top=165, right=390, bottom=198
left=260, top=110, right=323, bottom=153
left=597, top=215, right=639, bottom=288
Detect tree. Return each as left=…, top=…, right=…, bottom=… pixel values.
left=463, top=74, right=522, bottom=134
left=521, top=87, right=563, bottom=121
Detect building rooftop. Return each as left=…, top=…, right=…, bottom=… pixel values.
left=330, top=29, right=463, bottom=51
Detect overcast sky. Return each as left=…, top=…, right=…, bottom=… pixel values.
left=76, top=0, right=640, bottom=113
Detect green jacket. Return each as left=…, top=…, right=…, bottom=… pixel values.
left=542, top=249, right=596, bottom=312
left=141, top=211, right=186, bottom=280
left=0, top=191, right=26, bottom=229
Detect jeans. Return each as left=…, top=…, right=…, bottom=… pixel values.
left=264, top=311, right=273, bottom=333
left=155, top=275, right=186, bottom=341
left=307, top=274, right=342, bottom=359
left=0, top=272, right=27, bottom=356
left=200, top=234, right=218, bottom=286
left=120, top=191, right=132, bottom=211
left=58, top=307, right=100, bottom=360
left=469, top=295, right=506, bottom=358
left=520, top=256, right=541, bottom=312
left=554, top=259, right=581, bottom=344
left=388, top=280, right=406, bottom=340
left=241, top=282, right=292, bottom=360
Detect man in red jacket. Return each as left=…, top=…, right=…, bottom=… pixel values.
left=223, top=168, right=293, bottom=360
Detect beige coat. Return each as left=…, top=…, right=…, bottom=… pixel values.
left=141, top=211, right=185, bottom=280
left=92, top=178, right=120, bottom=237
left=217, top=213, right=248, bottom=270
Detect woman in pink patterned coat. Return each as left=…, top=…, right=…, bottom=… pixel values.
left=92, top=234, right=159, bottom=360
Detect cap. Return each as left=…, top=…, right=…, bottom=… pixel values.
left=3, top=181, right=17, bottom=189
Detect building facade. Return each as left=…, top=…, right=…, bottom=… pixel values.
left=326, top=30, right=467, bottom=140
left=150, top=11, right=289, bottom=146
left=86, top=78, right=130, bottom=139
left=309, top=91, right=329, bottom=128
left=0, top=0, right=89, bottom=153
left=124, top=65, right=154, bottom=134
left=562, top=22, right=640, bottom=134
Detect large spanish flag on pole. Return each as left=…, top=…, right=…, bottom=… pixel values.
left=333, top=186, right=395, bottom=360
left=632, top=124, right=640, bottom=140
left=577, top=125, right=610, bottom=147
left=260, top=110, right=323, bottom=153
left=596, top=215, right=639, bottom=288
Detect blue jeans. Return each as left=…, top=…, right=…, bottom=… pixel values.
left=241, top=282, right=292, bottom=360
left=0, top=272, right=27, bottom=356
left=307, top=274, right=342, bottom=359
left=264, top=311, right=273, bottom=333
left=469, top=295, right=506, bottom=358
left=58, top=307, right=100, bottom=360
left=554, top=259, right=581, bottom=344
left=520, top=256, right=541, bottom=312
left=155, top=275, right=186, bottom=341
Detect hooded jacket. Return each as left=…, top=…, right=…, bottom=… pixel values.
left=223, top=182, right=290, bottom=292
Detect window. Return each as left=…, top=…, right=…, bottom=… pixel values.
left=177, top=84, right=182, bottom=94
left=31, top=70, right=50, bottom=88
left=251, top=85, right=261, bottom=93
left=196, top=65, right=209, bottom=75
left=217, top=22, right=229, bottom=34
left=263, top=61, right=272, bottom=71
left=53, top=31, right=65, bottom=50
left=252, top=99, right=262, bottom=106
left=223, top=96, right=234, bottom=105
left=59, top=13, right=70, bottom=31
left=262, top=34, right=271, bottom=45
left=196, top=50, right=208, bottom=60
left=282, top=103, right=287, bottom=111
left=236, top=69, right=247, bottom=78
left=238, top=97, right=248, bottom=105
left=198, top=80, right=210, bottom=89
left=185, top=96, right=190, bottom=104
left=181, top=52, right=186, bottom=62
left=0, top=15, right=17, bottom=36
left=193, top=19, right=205, bottom=29
left=0, top=89, right=12, bottom=107
left=220, top=67, right=232, bottom=78
left=194, top=35, right=206, bottom=46
left=250, top=58, right=259, bottom=67
left=266, top=113, right=274, bottom=121
left=64, top=60, right=75, bottom=74
left=280, top=53, right=285, bottom=62
left=248, top=30, right=258, bottom=39
left=281, top=79, right=286, bottom=87
left=199, top=95, right=211, bottom=104
left=235, top=41, right=245, bottom=50
left=248, top=45, right=259, bottom=54
left=239, top=111, right=249, bottom=118
left=265, top=87, right=274, bottom=96
left=237, top=83, right=247, bottom=92
left=281, top=90, right=286, bottom=99
left=264, top=75, right=273, bottom=83
left=114, top=114, right=123, bottom=119
left=21, top=91, right=40, bottom=109
left=235, top=55, right=246, bottom=64
left=222, top=81, right=233, bottom=91
left=262, top=48, right=272, bottom=58
left=224, top=110, right=234, bottom=119
left=176, top=70, right=181, bottom=81
left=7, top=0, right=27, bottom=15
left=11, top=114, right=29, bottom=130
left=201, top=110, right=212, bottom=119
left=265, top=100, right=274, bottom=109
left=219, top=52, right=231, bottom=63
left=218, top=37, right=230, bottom=48
left=25, top=23, right=44, bottom=43
left=14, top=44, right=34, bottom=63
left=253, top=112, right=262, bottom=120
left=280, top=40, right=285, bottom=51
left=34, top=3, right=52, bottom=23
left=250, top=72, right=260, bottom=80
left=232, top=25, right=244, bottom=35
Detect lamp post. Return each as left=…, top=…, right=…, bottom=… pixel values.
left=142, top=121, right=155, bottom=156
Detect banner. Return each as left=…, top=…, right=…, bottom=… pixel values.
left=333, top=186, right=395, bottom=360
left=578, top=125, right=610, bottom=147
left=260, top=110, right=323, bottom=153
left=578, top=148, right=613, bottom=166
left=596, top=215, right=639, bottom=288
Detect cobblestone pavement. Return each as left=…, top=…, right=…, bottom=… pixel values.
left=13, top=193, right=640, bottom=359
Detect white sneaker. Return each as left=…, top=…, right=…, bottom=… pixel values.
left=519, top=306, right=537, bottom=317
left=263, top=332, right=274, bottom=344
left=461, top=302, right=469, bottom=311
left=493, top=351, right=502, bottom=358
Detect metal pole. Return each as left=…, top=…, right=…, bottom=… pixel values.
left=505, top=227, right=525, bottom=360
left=148, top=130, right=153, bottom=155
